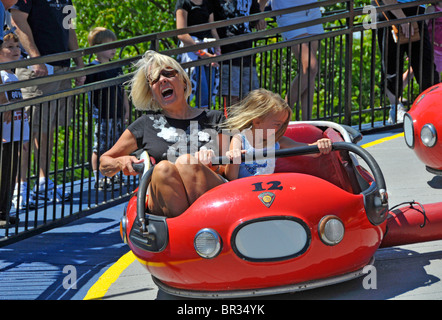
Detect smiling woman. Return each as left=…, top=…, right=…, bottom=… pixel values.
left=99, top=51, right=228, bottom=218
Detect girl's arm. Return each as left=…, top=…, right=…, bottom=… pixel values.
left=279, top=136, right=332, bottom=156
left=224, top=134, right=243, bottom=181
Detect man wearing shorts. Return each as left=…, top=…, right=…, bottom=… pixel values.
left=11, top=0, right=85, bottom=202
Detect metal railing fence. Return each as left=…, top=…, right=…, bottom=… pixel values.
left=0, top=0, right=441, bottom=245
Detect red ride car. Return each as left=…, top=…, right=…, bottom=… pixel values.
left=120, top=121, right=390, bottom=298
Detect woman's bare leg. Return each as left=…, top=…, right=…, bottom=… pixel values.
left=147, top=156, right=225, bottom=218
left=174, top=154, right=225, bottom=205
left=147, top=160, right=190, bottom=218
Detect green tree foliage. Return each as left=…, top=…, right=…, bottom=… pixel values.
left=74, top=0, right=177, bottom=50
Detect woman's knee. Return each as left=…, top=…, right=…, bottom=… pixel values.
left=175, top=154, right=197, bottom=166
left=152, top=160, right=178, bottom=181
left=175, top=154, right=204, bottom=177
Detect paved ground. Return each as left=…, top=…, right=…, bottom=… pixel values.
left=2, top=128, right=442, bottom=301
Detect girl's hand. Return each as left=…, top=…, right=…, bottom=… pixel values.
left=226, top=149, right=246, bottom=164
left=312, top=138, right=332, bottom=155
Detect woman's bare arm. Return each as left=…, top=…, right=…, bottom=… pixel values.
left=99, top=129, right=142, bottom=177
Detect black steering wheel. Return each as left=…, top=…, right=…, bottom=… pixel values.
left=134, top=142, right=388, bottom=232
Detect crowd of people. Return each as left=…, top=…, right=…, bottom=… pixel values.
left=0, top=0, right=441, bottom=226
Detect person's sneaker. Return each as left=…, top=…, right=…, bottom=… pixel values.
left=33, top=179, right=71, bottom=202
left=387, top=104, right=407, bottom=124
left=12, top=182, right=36, bottom=210
left=95, top=175, right=122, bottom=190
left=95, top=178, right=107, bottom=190
left=0, top=214, right=18, bottom=228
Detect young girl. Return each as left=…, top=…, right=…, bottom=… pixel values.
left=223, top=89, right=332, bottom=181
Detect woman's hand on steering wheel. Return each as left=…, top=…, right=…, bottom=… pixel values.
left=122, top=156, right=145, bottom=176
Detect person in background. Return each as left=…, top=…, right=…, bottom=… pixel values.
left=0, top=0, right=18, bottom=105
left=175, top=0, right=221, bottom=109
left=85, top=27, right=130, bottom=190
left=426, top=2, right=442, bottom=75
left=10, top=0, right=85, bottom=203
left=0, top=28, right=29, bottom=226
left=213, top=0, right=266, bottom=110
left=258, top=0, right=324, bottom=120
left=373, top=0, right=440, bottom=124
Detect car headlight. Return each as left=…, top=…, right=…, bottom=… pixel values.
left=318, top=216, right=345, bottom=246
left=421, top=124, right=437, bottom=148
left=403, top=113, right=414, bottom=148
left=194, top=228, right=222, bottom=259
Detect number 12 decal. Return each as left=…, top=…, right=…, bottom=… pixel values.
left=252, top=181, right=283, bottom=192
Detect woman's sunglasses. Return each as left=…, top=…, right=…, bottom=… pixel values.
left=149, top=69, right=178, bottom=86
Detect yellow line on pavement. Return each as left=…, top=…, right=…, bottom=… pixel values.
left=361, top=132, right=404, bottom=148
left=83, top=250, right=136, bottom=300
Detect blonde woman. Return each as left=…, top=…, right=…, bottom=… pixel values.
left=224, top=89, right=332, bottom=181
left=99, top=51, right=227, bottom=218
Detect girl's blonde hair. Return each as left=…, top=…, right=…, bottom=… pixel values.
left=224, top=88, right=292, bottom=142
left=128, top=50, right=192, bottom=111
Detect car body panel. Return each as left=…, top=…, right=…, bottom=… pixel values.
left=405, top=84, right=442, bottom=172
left=125, top=172, right=385, bottom=293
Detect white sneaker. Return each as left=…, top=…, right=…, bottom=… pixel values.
left=387, top=104, right=407, bottom=124
left=33, top=179, right=71, bottom=202
left=396, top=105, right=407, bottom=123
left=12, top=182, right=36, bottom=210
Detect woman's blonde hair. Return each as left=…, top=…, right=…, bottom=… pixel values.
left=128, top=50, right=192, bottom=111
left=224, top=88, right=292, bottom=142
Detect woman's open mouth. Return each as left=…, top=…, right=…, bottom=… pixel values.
left=161, top=88, right=174, bottom=98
